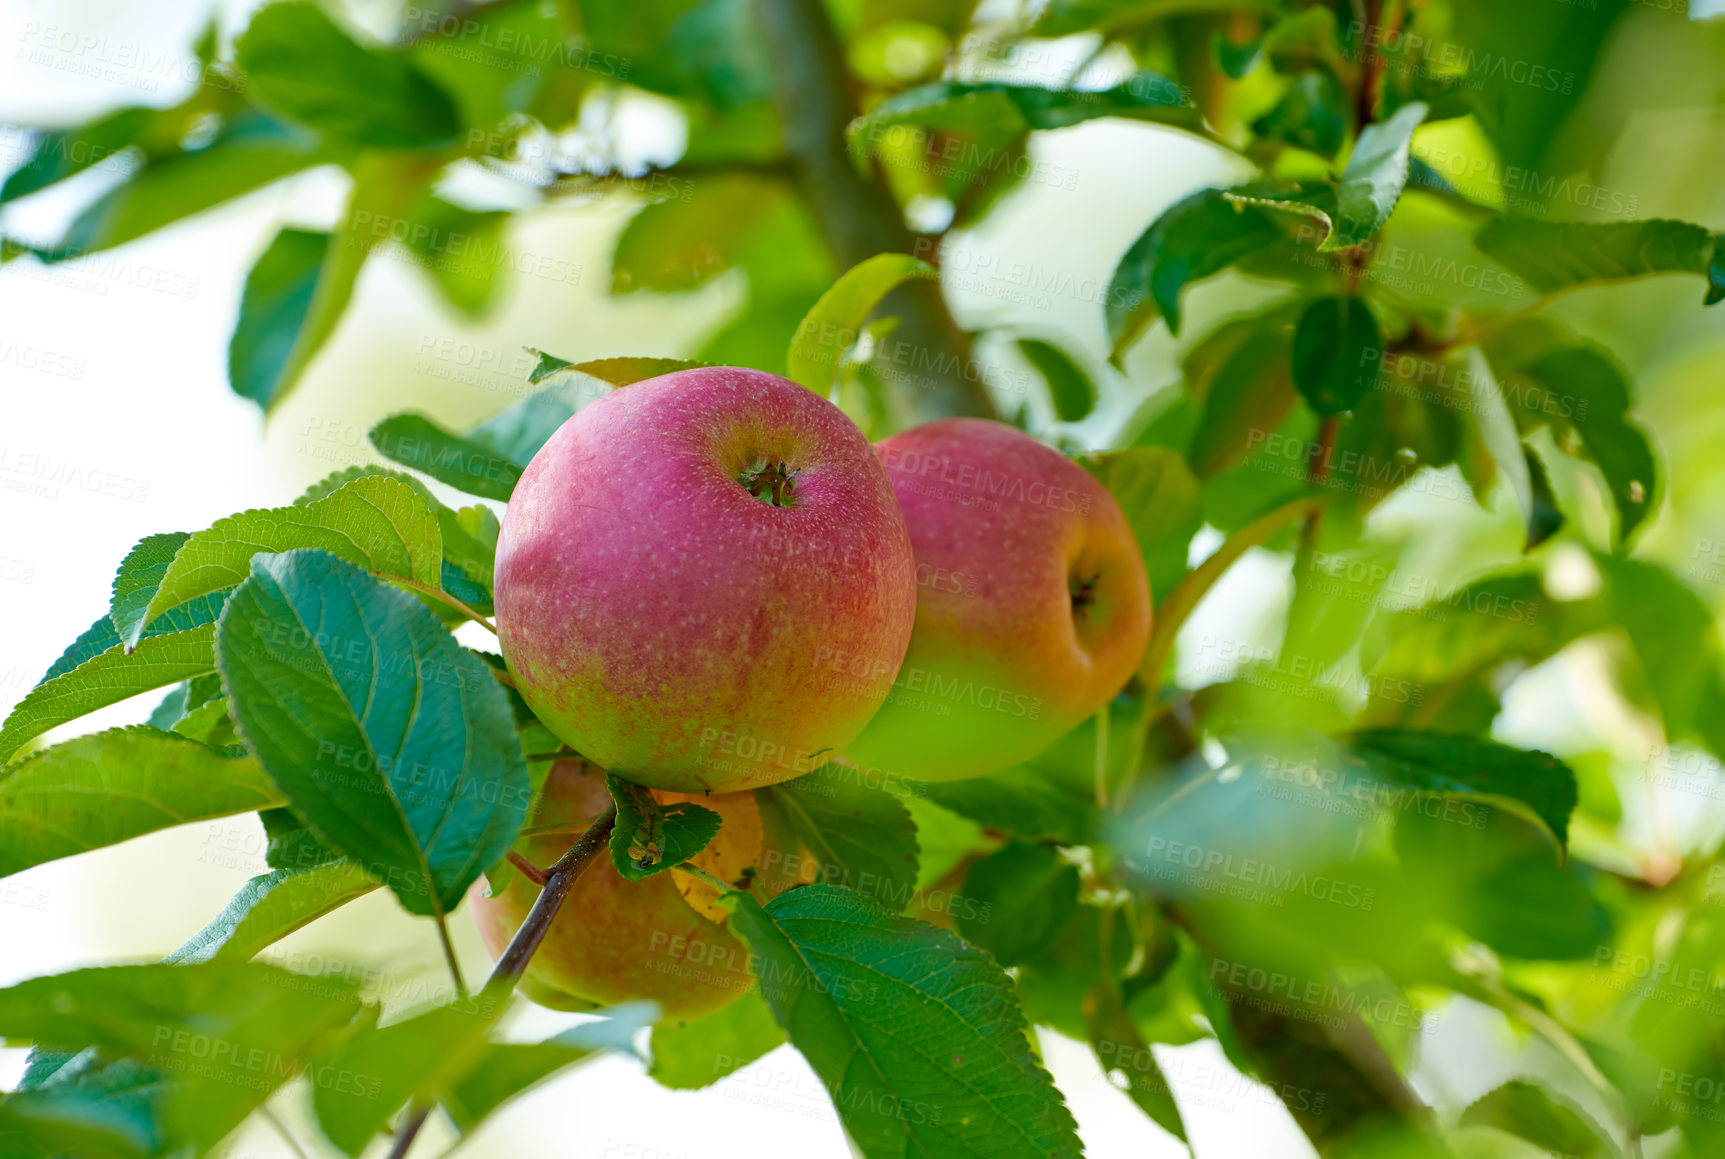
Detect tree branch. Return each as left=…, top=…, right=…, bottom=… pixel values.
left=752, top=0, right=995, bottom=423
left=481, top=805, right=618, bottom=995
left=388, top=806, right=618, bottom=1158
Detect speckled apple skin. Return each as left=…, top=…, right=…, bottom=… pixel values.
left=841, top=418, right=1152, bottom=782
left=494, top=367, right=916, bottom=792
left=468, top=760, right=758, bottom=1020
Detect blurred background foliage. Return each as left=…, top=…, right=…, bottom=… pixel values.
left=7, top=0, right=1725, bottom=1156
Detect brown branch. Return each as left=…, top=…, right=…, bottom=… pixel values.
left=483, top=805, right=617, bottom=994
left=752, top=0, right=994, bottom=423
left=387, top=806, right=618, bottom=1158
left=1355, top=0, right=1386, bottom=131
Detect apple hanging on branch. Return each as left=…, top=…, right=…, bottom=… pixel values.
left=469, top=758, right=763, bottom=1020
left=844, top=418, right=1152, bottom=783
left=494, top=366, right=918, bottom=793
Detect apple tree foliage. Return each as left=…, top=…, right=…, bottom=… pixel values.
left=3, top=0, right=1725, bottom=1156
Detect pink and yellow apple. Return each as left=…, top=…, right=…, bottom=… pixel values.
left=841, top=418, right=1151, bottom=782
left=468, top=758, right=760, bottom=1020
left=494, top=366, right=917, bottom=793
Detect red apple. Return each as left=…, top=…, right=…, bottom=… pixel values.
left=841, top=418, right=1151, bottom=782
left=494, top=367, right=917, bottom=792
left=468, top=759, right=761, bottom=1019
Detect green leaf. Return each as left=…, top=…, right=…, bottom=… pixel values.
left=0, top=1052, right=167, bottom=1159
left=0, top=627, right=217, bottom=764
left=1188, top=324, right=1298, bottom=478
left=1523, top=445, right=1566, bottom=551
left=311, top=996, right=648, bottom=1153
left=214, top=550, right=529, bottom=917
left=403, top=196, right=512, bottom=319
left=1016, top=338, right=1097, bottom=422
left=33, top=113, right=327, bottom=261
left=237, top=1, right=460, bottom=148
left=442, top=1006, right=660, bottom=1132
left=1474, top=218, right=1723, bottom=303
left=606, top=772, right=722, bottom=881
left=370, top=363, right=667, bottom=500
left=170, top=697, right=239, bottom=748
left=0, top=107, right=155, bottom=204
left=922, top=764, right=1097, bottom=847
left=1106, top=187, right=1287, bottom=351
left=39, top=616, right=131, bottom=686
left=313, top=1000, right=502, bottom=1155
left=787, top=254, right=938, bottom=395
left=229, top=153, right=438, bottom=411
left=1349, top=729, right=1580, bottom=850
left=1035, top=0, right=1281, bottom=37
left=292, top=468, right=496, bottom=606
left=849, top=74, right=1195, bottom=143
left=1395, top=806, right=1609, bottom=960
left=367, top=414, right=523, bottom=502
left=125, top=474, right=443, bottom=648
left=0, top=727, right=278, bottom=878
left=260, top=806, right=340, bottom=872
left=1498, top=346, right=1657, bottom=544
left=166, top=862, right=379, bottom=964
left=553, top=356, right=709, bottom=387
left=1291, top=296, right=1383, bottom=415
left=109, top=532, right=217, bottom=646
left=0, top=962, right=362, bottom=1153
left=525, top=347, right=576, bottom=383
left=1326, top=100, right=1426, bottom=251
left=1252, top=69, right=1347, bottom=156
left=648, top=989, right=785, bottom=1090
left=1458, top=1080, right=1612, bottom=1157
left=408, top=0, right=562, bottom=130
left=1463, top=348, right=1536, bottom=531
left=955, top=843, right=1080, bottom=967
left=755, top=763, right=920, bottom=909
left=726, top=885, right=1082, bottom=1158
left=43, top=545, right=224, bottom=689
left=1081, top=448, right=1203, bottom=600
left=1086, top=980, right=1188, bottom=1142
left=229, top=228, right=330, bottom=411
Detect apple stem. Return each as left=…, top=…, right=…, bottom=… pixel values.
left=672, top=862, right=733, bottom=893
left=482, top=805, right=619, bottom=996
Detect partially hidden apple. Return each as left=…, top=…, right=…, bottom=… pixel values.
left=841, top=418, right=1151, bottom=782
left=468, top=758, right=761, bottom=1020
left=494, top=366, right=917, bottom=793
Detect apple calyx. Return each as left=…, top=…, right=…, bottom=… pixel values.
left=738, top=458, right=801, bottom=507
left=1069, top=572, right=1100, bottom=616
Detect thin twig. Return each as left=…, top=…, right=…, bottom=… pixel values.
left=1296, top=414, right=1343, bottom=573
left=386, top=807, right=619, bottom=1159
left=482, top=806, right=618, bottom=996
left=507, top=850, right=548, bottom=886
